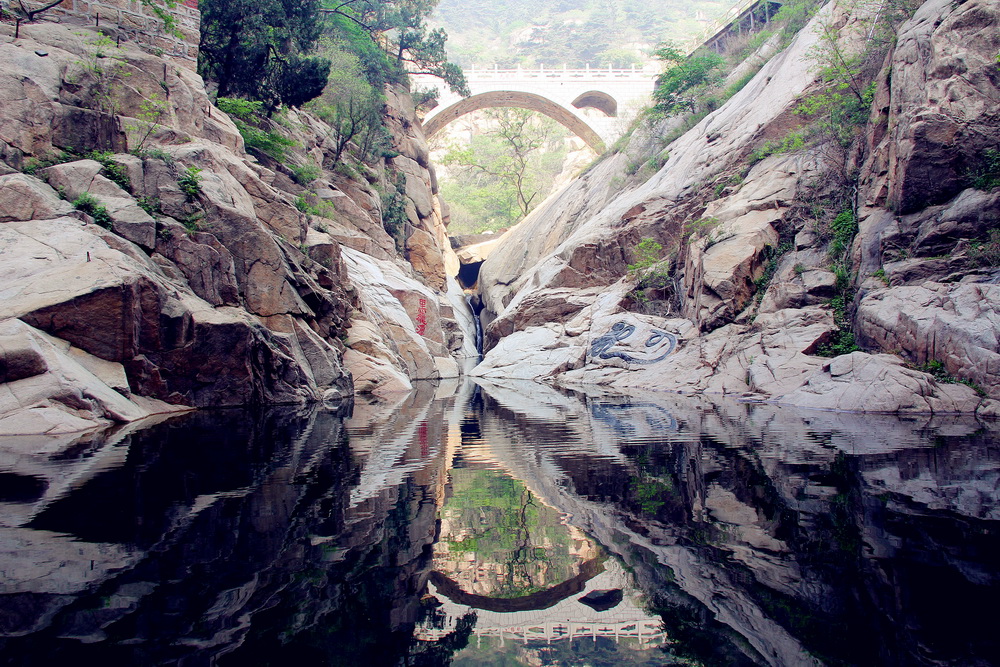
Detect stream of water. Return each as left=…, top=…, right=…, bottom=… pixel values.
left=1, top=378, right=997, bottom=666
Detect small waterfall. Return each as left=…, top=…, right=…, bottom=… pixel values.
left=465, top=294, right=484, bottom=356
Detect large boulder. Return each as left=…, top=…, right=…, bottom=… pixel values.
left=42, top=159, right=156, bottom=249
left=341, top=248, right=463, bottom=389
left=0, top=173, right=74, bottom=222
left=0, top=218, right=350, bottom=409
left=856, top=282, right=1000, bottom=398
left=779, top=352, right=983, bottom=413
left=871, top=0, right=1000, bottom=214
left=0, top=318, right=186, bottom=435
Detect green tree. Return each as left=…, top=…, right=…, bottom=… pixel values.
left=439, top=108, right=569, bottom=232
left=199, top=0, right=330, bottom=111
left=652, top=42, right=724, bottom=117
left=322, top=0, right=469, bottom=95
left=308, top=40, right=393, bottom=164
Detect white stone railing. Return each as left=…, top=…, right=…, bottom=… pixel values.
left=464, top=64, right=659, bottom=81
left=418, top=619, right=668, bottom=645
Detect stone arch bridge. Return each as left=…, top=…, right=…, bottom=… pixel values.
left=413, top=65, right=658, bottom=152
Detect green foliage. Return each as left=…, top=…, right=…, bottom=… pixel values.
left=795, top=82, right=875, bottom=147
left=325, top=0, right=468, bottom=95
left=308, top=42, right=394, bottom=166
left=88, top=151, right=131, bottom=192
left=290, top=163, right=321, bottom=185
left=682, top=216, right=719, bottom=242
left=627, top=237, right=664, bottom=279
left=132, top=146, right=175, bottom=164
left=820, top=330, right=859, bottom=357
left=242, top=124, right=298, bottom=161
left=913, top=360, right=985, bottom=395
left=217, top=97, right=298, bottom=162
left=124, top=94, right=168, bottom=154
left=178, top=166, right=202, bottom=199
left=411, top=85, right=439, bottom=111
left=137, top=196, right=161, bottom=216
left=972, top=148, right=1000, bottom=191
left=75, top=35, right=131, bottom=150
left=652, top=43, right=725, bottom=117
left=816, top=263, right=861, bottom=358
left=872, top=267, right=888, bottom=284
left=73, top=192, right=113, bottom=229
left=439, top=108, right=570, bottom=233
left=199, top=0, right=330, bottom=111
left=635, top=151, right=670, bottom=180
left=380, top=171, right=408, bottom=250
left=321, top=11, right=398, bottom=90
left=439, top=468, right=579, bottom=601
left=828, top=208, right=857, bottom=260
left=180, top=211, right=204, bottom=234
left=295, top=193, right=337, bottom=219
left=632, top=476, right=671, bottom=514
left=969, top=228, right=1000, bottom=268
left=215, top=97, right=262, bottom=119
left=627, top=237, right=673, bottom=309
left=721, top=65, right=762, bottom=101
left=792, top=0, right=914, bottom=151
left=817, top=292, right=860, bottom=357
left=749, top=130, right=809, bottom=164
left=21, top=151, right=76, bottom=175
left=754, top=242, right=792, bottom=298
left=138, top=0, right=182, bottom=37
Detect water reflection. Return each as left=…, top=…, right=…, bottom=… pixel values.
left=433, top=468, right=599, bottom=601
left=0, top=380, right=997, bottom=666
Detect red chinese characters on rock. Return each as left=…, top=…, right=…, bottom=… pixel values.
left=415, top=298, right=427, bottom=336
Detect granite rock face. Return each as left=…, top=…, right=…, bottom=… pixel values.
left=0, top=318, right=187, bottom=435
left=856, top=283, right=1000, bottom=398
left=869, top=0, right=1000, bottom=214
left=0, top=23, right=473, bottom=432
left=472, top=0, right=998, bottom=414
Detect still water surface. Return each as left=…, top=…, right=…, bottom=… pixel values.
left=1, top=378, right=998, bottom=666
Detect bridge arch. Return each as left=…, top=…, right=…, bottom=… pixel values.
left=422, top=91, right=607, bottom=153
left=571, top=90, right=617, bottom=117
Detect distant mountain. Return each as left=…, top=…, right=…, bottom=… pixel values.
left=430, top=0, right=729, bottom=68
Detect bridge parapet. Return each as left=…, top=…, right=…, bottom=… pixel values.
left=463, top=65, right=659, bottom=83
left=417, top=0, right=780, bottom=150
left=415, top=64, right=655, bottom=151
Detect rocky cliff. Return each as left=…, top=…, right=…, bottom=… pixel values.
left=0, top=22, right=475, bottom=435
left=473, top=0, right=1000, bottom=415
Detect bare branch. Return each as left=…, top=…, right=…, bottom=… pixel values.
left=18, top=0, right=65, bottom=21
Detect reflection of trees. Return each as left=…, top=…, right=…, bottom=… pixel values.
left=439, top=470, right=581, bottom=598
left=508, top=487, right=539, bottom=596
left=408, top=611, right=478, bottom=666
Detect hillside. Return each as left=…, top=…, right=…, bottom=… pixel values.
left=471, top=0, right=1000, bottom=415
left=0, top=21, right=475, bottom=434
left=431, top=0, right=728, bottom=67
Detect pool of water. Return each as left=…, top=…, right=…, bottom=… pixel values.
left=0, top=378, right=998, bottom=665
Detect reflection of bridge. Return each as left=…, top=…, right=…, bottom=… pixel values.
left=455, top=618, right=666, bottom=646
left=417, top=559, right=667, bottom=649
left=414, top=65, right=657, bottom=152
